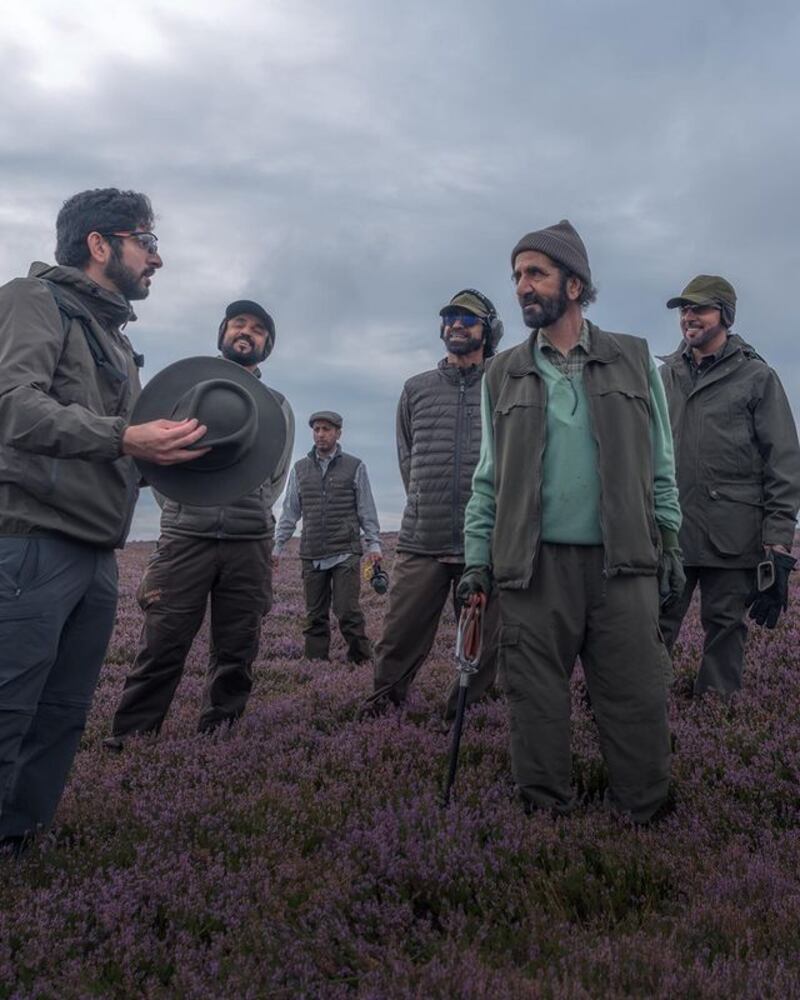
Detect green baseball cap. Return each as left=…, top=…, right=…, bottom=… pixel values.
left=439, top=290, right=491, bottom=319
left=666, top=275, right=737, bottom=326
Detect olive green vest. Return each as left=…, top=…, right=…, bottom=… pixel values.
left=486, top=323, right=660, bottom=588
left=296, top=449, right=362, bottom=559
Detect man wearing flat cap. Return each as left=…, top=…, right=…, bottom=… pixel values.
left=362, top=288, right=502, bottom=720
left=275, top=412, right=381, bottom=663
left=105, top=300, right=294, bottom=745
left=461, top=220, right=683, bottom=825
left=659, top=275, right=800, bottom=697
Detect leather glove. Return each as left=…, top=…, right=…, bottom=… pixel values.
left=746, top=550, right=797, bottom=628
left=658, top=527, right=686, bottom=610
left=456, top=565, right=492, bottom=604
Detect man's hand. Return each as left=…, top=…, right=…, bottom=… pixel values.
left=658, top=527, right=686, bottom=610
left=122, top=418, right=210, bottom=466
left=363, top=551, right=382, bottom=567
left=456, top=565, right=492, bottom=604
left=747, top=550, right=797, bottom=628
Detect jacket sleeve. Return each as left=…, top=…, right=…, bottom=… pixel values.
left=396, top=386, right=412, bottom=493
left=274, top=466, right=302, bottom=554
left=354, top=462, right=382, bottom=554
left=464, top=377, right=496, bottom=568
left=754, top=368, right=800, bottom=546
left=0, top=278, right=126, bottom=461
left=270, top=395, right=296, bottom=500
left=648, top=356, right=682, bottom=533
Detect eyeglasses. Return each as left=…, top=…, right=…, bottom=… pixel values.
left=442, top=313, right=483, bottom=328
left=101, top=231, right=159, bottom=254
left=679, top=303, right=716, bottom=316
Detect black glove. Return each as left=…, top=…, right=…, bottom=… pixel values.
left=456, top=565, right=492, bottom=604
left=746, top=551, right=797, bottom=628
left=658, top=528, right=686, bottom=610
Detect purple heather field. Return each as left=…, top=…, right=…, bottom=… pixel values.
left=2, top=536, right=800, bottom=999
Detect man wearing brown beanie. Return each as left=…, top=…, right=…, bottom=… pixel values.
left=460, top=219, right=682, bottom=825
left=659, top=275, right=800, bottom=697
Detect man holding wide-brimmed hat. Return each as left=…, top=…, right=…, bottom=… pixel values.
left=659, top=275, right=800, bottom=698
left=0, top=187, right=208, bottom=853
left=361, top=288, right=502, bottom=722
left=105, top=300, right=294, bottom=745
left=274, top=411, right=381, bottom=663
left=460, top=220, right=683, bottom=825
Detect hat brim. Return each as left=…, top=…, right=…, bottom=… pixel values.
left=131, top=356, right=287, bottom=506
left=666, top=294, right=719, bottom=310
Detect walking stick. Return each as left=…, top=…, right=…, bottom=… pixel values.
left=441, top=591, right=486, bottom=806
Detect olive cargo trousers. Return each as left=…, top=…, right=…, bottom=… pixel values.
left=498, top=544, right=671, bottom=824
left=111, top=534, right=272, bottom=737
left=301, top=554, right=372, bottom=663
left=367, top=551, right=499, bottom=719
left=659, top=566, right=755, bottom=697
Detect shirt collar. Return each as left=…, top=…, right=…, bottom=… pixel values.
left=538, top=319, right=591, bottom=355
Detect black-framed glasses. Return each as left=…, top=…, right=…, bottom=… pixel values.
left=101, top=231, right=159, bottom=254
left=442, top=313, right=483, bottom=328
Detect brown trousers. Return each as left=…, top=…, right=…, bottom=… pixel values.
left=498, top=544, right=670, bottom=824
left=111, top=534, right=272, bottom=736
left=301, top=554, right=371, bottom=662
left=659, top=566, right=755, bottom=697
left=367, top=551, right=499, bottom=719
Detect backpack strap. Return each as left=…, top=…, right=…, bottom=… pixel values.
left=42, top=279, right=134, bottom=382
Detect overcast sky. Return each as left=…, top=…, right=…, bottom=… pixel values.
left=3, top=0, right=799, bottom=538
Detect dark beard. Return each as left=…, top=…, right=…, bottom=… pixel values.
left=520, top=275, right=569, bottom=329
left=221, top=339, right=262, bottom=367
left=104, top=252, right=149, bottom=301
left=443, top=331, right=484, bottom=356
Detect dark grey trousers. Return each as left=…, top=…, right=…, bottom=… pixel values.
left=301, top=554, right=371, bottom=662
left=367, top=551, right=499, bottom=719
left=659, top=566, right=755, bottom=697
left=111, top=534, right=272, bottom=737
left=498, top=544, right=671, bottom=824
left=0, top=536, right=117, bottom=837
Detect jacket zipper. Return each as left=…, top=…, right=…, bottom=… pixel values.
left=453, top=375, right=466, bottom=551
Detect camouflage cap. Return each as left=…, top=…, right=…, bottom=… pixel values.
left=309, top=410, right=343, bottom=428
left=439, top=289, right=492, bottom=319
left=666, top=275, right=737, bottom=326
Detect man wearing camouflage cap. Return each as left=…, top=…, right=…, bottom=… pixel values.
left=659, top=275, right=800, bottom=697
left=460, top=220, right=683, bottom=824
left=274, top=411, right=381, bottom=663
left=362, top=288, right=502, bottom=721
left=105, top=300, right=295, bottom=745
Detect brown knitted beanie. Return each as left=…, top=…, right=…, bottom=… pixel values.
left=511, top=219, right=591, bottom=287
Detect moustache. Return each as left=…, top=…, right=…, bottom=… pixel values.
left=520, top=293, right=545, bottom=309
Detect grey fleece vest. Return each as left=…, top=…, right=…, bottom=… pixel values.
left=296, top=450, right=362, bottom=559
left=398, top=360, right=483, bottom=556
left=486, top=324, right=659, bottom=588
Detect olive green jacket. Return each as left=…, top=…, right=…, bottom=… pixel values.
left=465, top=323, right=680, bottom=589
left=659, top=334, right=800, bottom=568
left=0, top=263, right=142, bottom=548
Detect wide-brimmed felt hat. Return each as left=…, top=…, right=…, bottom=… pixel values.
left=131, top=356, right=287, bottom=505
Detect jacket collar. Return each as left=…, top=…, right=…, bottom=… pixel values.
left=308, top=443, right=342, bottom=464
left=437, top=356, right=484, bottom=383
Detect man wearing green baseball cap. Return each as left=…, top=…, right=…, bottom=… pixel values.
left=659, top=275, right=800, bottom=697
